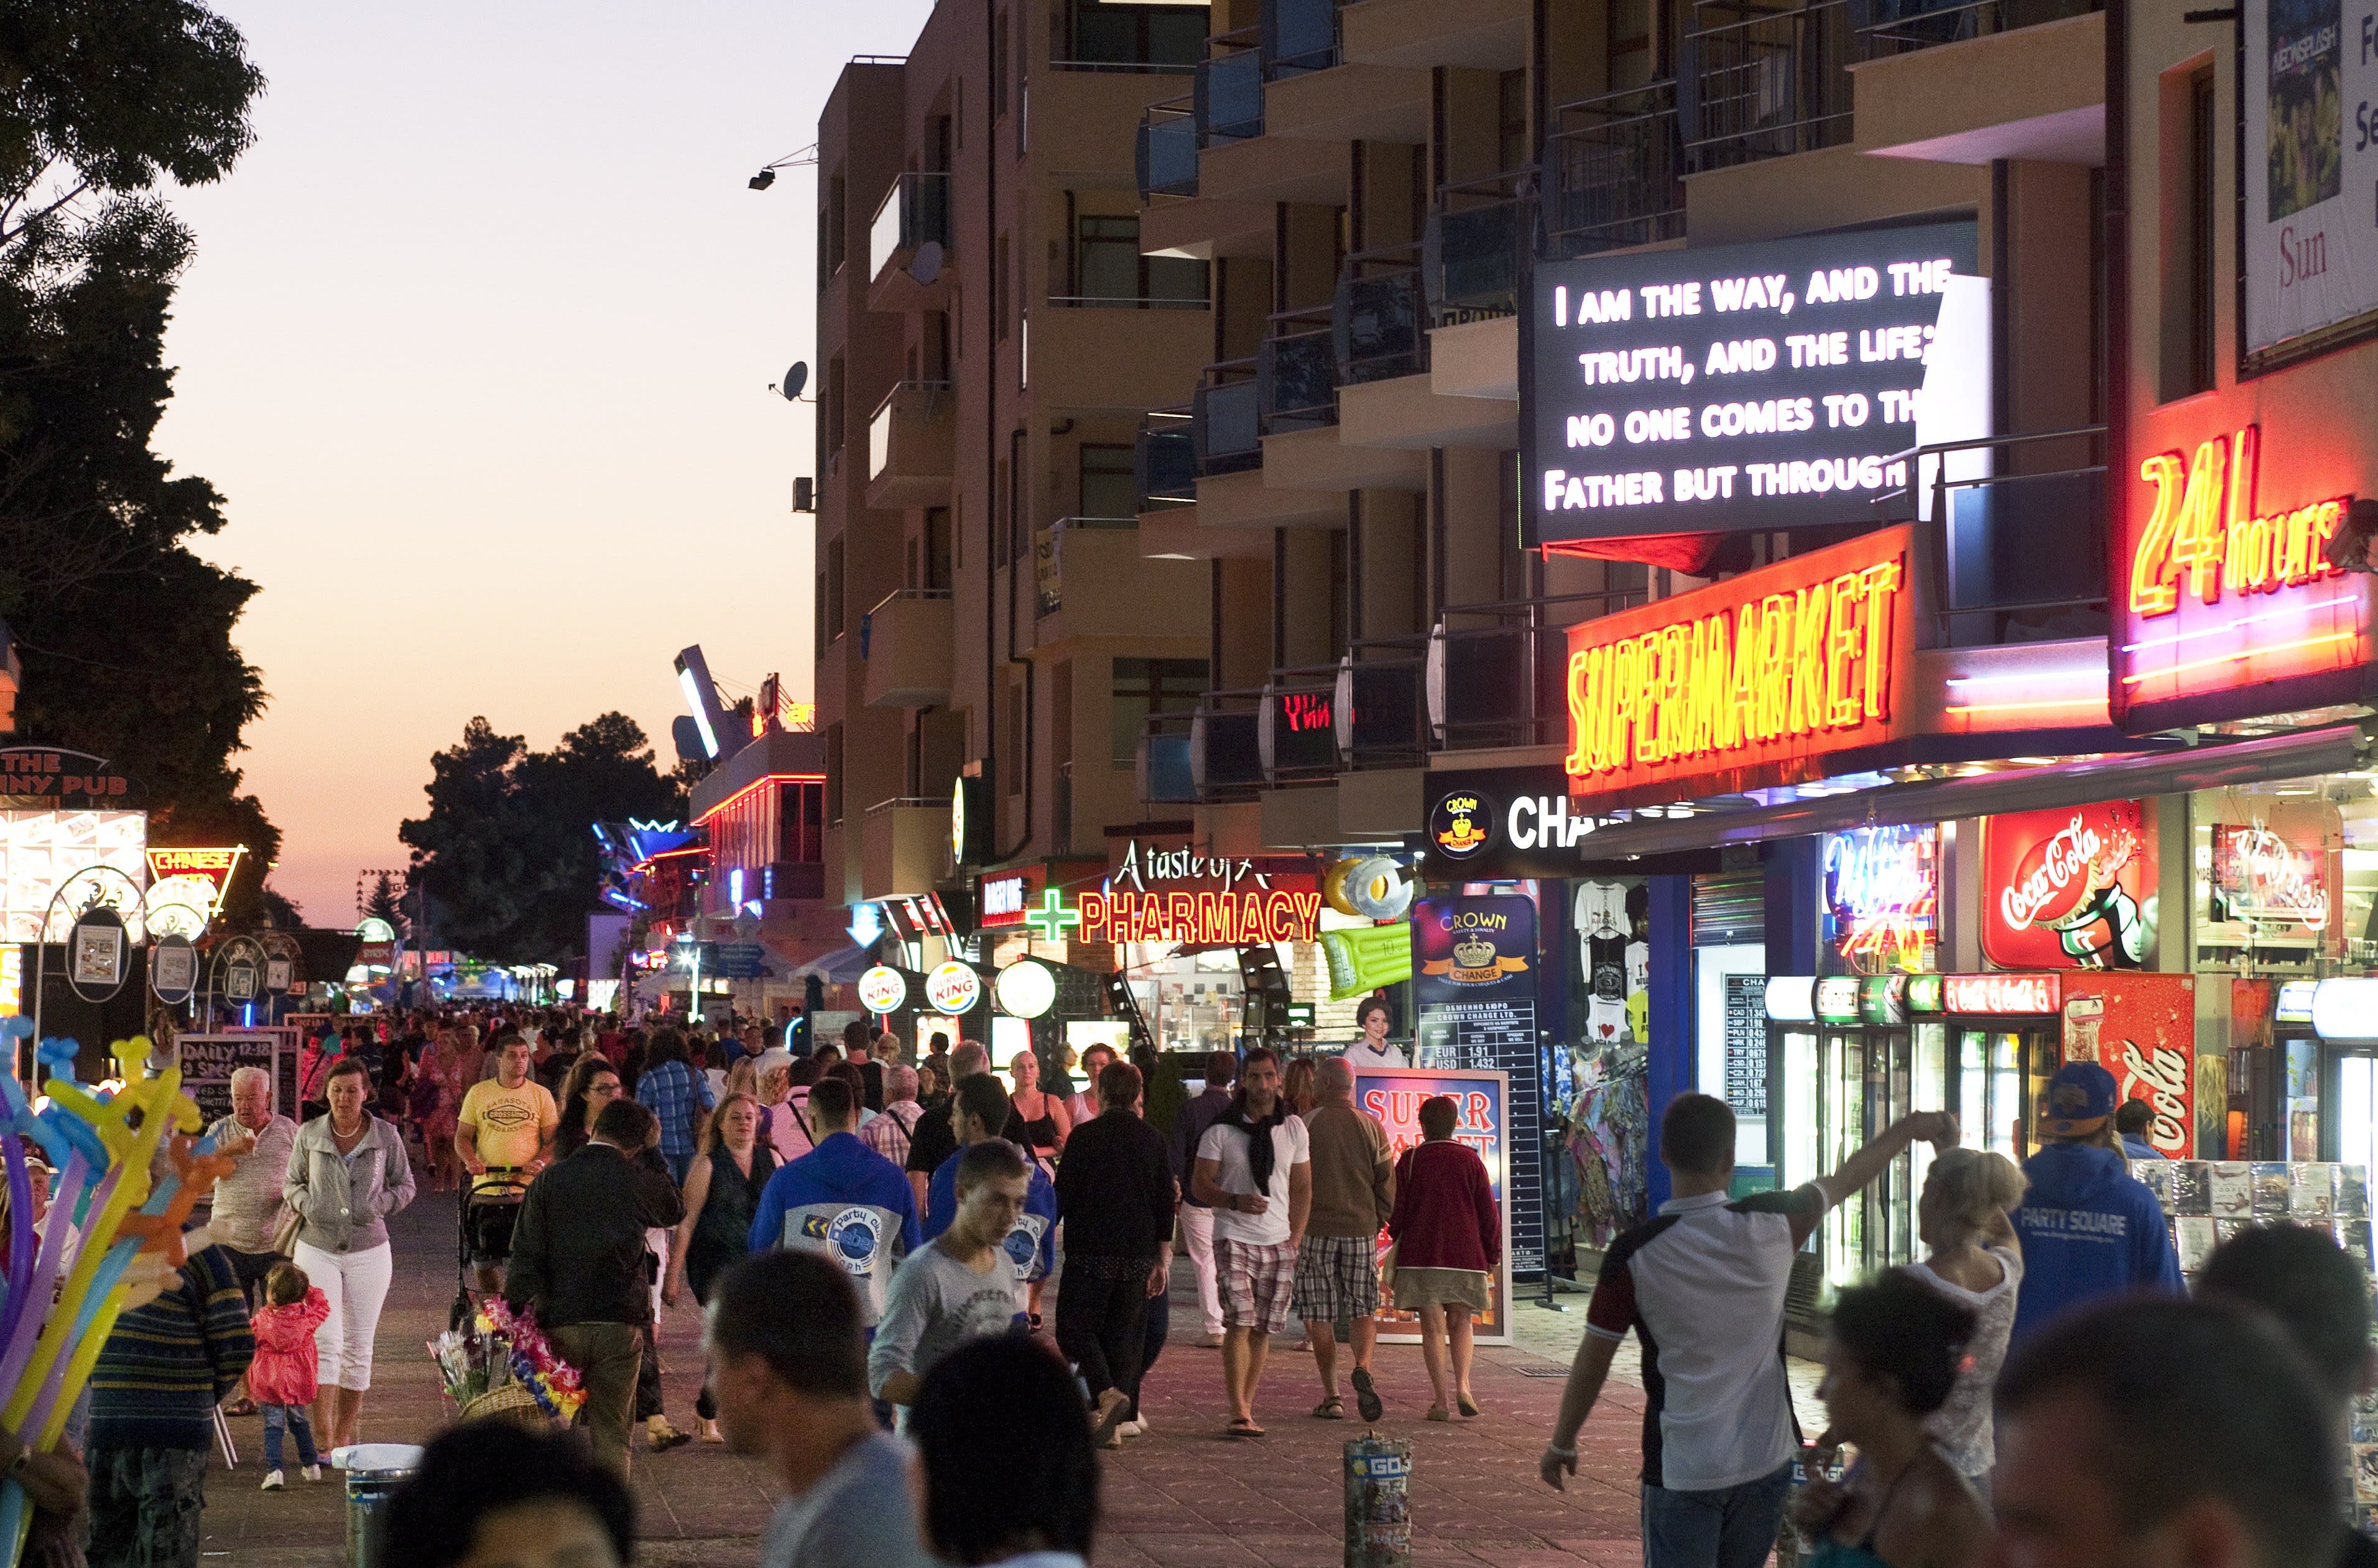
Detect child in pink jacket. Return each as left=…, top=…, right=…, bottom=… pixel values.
left=249, top=1262, right=330, bottom=1488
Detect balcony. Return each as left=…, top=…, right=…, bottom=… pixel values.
left=1543, top=81, right=1687, bottom=256
left=1851, top=0, right=2102, bottom=60
left=1261, top=664, right=1342, bottom=782
left=1190, top=691, right=1267, bottom=801
left=1192, top=361, right=1263, bottom=476
left=867, top=172, right=955, bottom=313
left=1877, top=425, right=2108, bottom=648
left=1261, top=0, right=1342, bottom=78
left=864, top=381, right=955, bottom=509
left=1137, top=714, right=1200, bottom=806
left=859, top=797, right=952, bottom=899
left=1137, top=408, right=1198, bottom=510
left=1425, top=172, right=1529, bottom=323
left=1849, top=3, right=2106, bottom=165
left=1336, top=647, right=1428, bottom=769
left=1137, top=97, right=1200, bottom=198
left=860, top=589, right=954, bottom=709
left=1194, top=31, right=1265, bottom=145
left=1258, top=307, right=1338, bottom=433
left=1334, top=242, right=1427, bottom=388
left=1339, top=0, right=1525, bottom=70
left=1431, top=591, right=1647, bottom=753
left=1680, top=0, right=1855, bottom=171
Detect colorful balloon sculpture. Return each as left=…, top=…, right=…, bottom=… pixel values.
left=0, top=1024, right=234, bottom=1567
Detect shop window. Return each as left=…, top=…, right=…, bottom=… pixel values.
left=2158, top=61, right=2219, bottom=401
left=1110, top=656, right=1207, bottom=765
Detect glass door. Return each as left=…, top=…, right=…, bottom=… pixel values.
left=1865, top=1028, right=1915, bottom=1272
left=2332, top=1050, right=2378, bottom=1168
left=1955, top=1027, right=2029, bottom=1161
left=1779, top=1028, right=1819, bottom=1194
left=1910, top=1022, right=1948, bottom=1217
left=1822, top=1030, right=1866, bottom=1294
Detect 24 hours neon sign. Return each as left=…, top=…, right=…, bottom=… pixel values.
left=2129, top=426, right=2349, bottom=617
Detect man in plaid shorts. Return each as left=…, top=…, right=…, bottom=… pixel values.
left=1291, top=1058, right=1395, bottom=1423
left=1192, top=1047, right=1312, bottom=1439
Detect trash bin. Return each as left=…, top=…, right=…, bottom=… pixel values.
left=1343, top=1433, right=1412, bottom=1568
left=333, top=1443, right=423, bottom=1568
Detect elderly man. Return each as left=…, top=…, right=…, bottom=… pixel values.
left=860, top=1064, right=926, bottom=1166
left=1293, top=1056, right=1395, bottom=1422
left=202, top=1066, right=299, bottom=1414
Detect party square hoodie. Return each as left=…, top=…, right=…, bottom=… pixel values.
left=2008, top=1139, right=2183, bottom=1347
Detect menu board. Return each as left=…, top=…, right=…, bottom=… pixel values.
left=1723, top=972, right=1767, bottom=1116
left=177, top=1030, right=296, bottom=1128
left=1413, top=894, right=1545, bottom=1277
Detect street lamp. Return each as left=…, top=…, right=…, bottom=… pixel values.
left=677, top=931, right=703, bottom=1024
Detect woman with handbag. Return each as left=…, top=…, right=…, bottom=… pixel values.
left=1385, top=1094, right=1501, bottom=1422
left=283, top=1056, right=418, bottom=1450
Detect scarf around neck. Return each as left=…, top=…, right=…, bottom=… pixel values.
left=1223, top=1092, right=1289, bottom=1193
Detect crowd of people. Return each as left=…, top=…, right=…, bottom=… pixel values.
left=14, top=1000, right=2369, bottom=1568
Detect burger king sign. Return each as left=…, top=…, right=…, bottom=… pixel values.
left=1981, top=802, right=2155, bottom=971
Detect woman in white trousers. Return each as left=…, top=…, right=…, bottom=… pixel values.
left=284, top=1058, right=417, bottom=1449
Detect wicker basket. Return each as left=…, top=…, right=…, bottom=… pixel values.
left=460, top=1381, right=551, bottom=1429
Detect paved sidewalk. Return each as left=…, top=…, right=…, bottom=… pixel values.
left=190, top=1199, right=1811, bottom=1565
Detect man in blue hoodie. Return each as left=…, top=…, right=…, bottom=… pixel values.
left=749, top=1077, right=923, bottom=1330
left=2009, top=1062, right=2184, bottom=1347
left=924, top=1072, right=1058, bottom=1319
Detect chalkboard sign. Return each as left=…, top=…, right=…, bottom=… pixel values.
left=1723, top=974, right=1768, bottom=1117
left=178, top=1031, right=295, bottom=1128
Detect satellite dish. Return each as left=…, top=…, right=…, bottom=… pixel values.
left=782, top=361, right=808, bottom=400
left=910, top=241, right=944, bottom=285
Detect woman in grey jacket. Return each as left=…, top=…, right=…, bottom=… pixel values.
left=283, top=1056, right=417, bottom=1449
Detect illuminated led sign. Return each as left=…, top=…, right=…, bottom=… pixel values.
left=994, top=960, right=1057, bottom=1019
left=0, top=809, right=147, bottom=943
left=977, top=868, right=1039, bottom=929
left=1563, top=525, right=1913, bottom=803
left=1527, top=221, right=1984, bottom=545
left=1859, top=975, right=1908, bottom=1025
left=925, top=961, right=983, bottom=1014
left=1076, top=888, right=1323, bottom=946
left=1982, top=803, right=2154, bottom=971
left=1905, top=974, right=1944, bottom=1013
left=2211, top=823, right=2329, bottom=931
left=1942, top=973, right=2059, bottom=1015
left=1815, top=975, right=1862, bottom=1023
left=2115, top=423, right=2366, bottom=727
left=2275, top=979, right=2318, bottom=1025
left=1821, top=824, right=1936, bottom=969
left=1765, top=976, right=1817, bottom=1022
left=858, top=965, right=907, bottom=1014
left=2314, top=978, right=2378, bottom=1041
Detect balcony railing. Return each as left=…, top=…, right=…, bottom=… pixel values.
left=1877, top=425, right=2108, bottom=648
left=1851, top=0, right=2102, bottom=58
left=1261, top=663, right=1342, bottom=781
left=869, top=172, right=953, bottom=283
left=1425, top=168, right=1532, bottom=323
left=867, top=379, right=955, bottom=499
left=1261, top=0, right=1340, bottom=78
left=1137, top=97, right=1199, bottom=200
left=1034, top=517, right=1139, bottom=619
left=1137, top=713, right=1200, bottom=805
left=1430, top=589, right=1651, bottom=751
left=1189, top=689, right=1266, bottom=800
left=1191, top=360, right=1263, bottom=475
left=1333, top=241, right=1427, bottom=387
left=1259, top=307, right=1338, bottom=433
left=1680, top=0, right=1854, bottom=171
left=1337, top=645, right=1430, bottom=769
left=1544, top=80, right=1688, bottom=255
left=1138, top=407, right=1198, bottom=508
left=1194, top=29, right=1264, bottom=145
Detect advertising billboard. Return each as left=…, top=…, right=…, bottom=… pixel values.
left=2242, top=0, right=2378, bottom=360
left=1982, top=802, right=2157, bottom=971
left=1351, top=1066, right=1515, bottom=1345
left=1526, top=221, right=1985, bottom=545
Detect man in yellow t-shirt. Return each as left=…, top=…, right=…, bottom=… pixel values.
left=456, top=1033, right=560, bottom=1293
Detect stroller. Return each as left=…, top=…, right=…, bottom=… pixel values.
left=450, top=1165, right=529, bottom=1330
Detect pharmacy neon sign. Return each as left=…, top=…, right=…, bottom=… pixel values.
left=1075, top=888, right=1323, bottom=945
left=1563, top=525, right=1912, bottom=801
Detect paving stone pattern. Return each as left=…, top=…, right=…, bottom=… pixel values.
left=192, top=1200, right=1818, bottom=1566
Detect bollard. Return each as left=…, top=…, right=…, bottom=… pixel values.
left=335, top=1443, right=424, bottom=1568
left=1343, top=1433, right=1412, bottom=1568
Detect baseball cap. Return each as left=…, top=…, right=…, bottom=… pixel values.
left=2043, top=1061, right=2119, bottom=1138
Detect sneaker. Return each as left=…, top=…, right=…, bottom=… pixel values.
left=302, top=1465, right=322, bottom=1482
left=259, top=1470, right=284, bottom=1492
left=1090, top=1388, right=1131, bottom=1447
left=1195, top=1332, right=1225, bottom=1349
left=1121, top=1417, right=1148, bottom=1438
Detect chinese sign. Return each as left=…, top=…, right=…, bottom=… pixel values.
left=1982, top=802, right=2155, bottom=970
left=1563, top=526, right=1913, bottom=806
left=1352, top=1066, right=1514, bottom=1345
left=1821, top=823, right=1936, bottom=971
left=1413, top=895, right=1544, bottom=1279
left=1527, top=221, right=1984, bottom=542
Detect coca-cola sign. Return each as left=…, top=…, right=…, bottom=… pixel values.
left=1982, top=801, right=2156, bottom=971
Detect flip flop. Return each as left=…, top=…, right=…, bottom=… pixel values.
left=1458, top=1393, right=1481, bottom=1418
left=1313, top=1396, right=1345, bottom=1419
left=1226, top=1418, right=1266, bottom=1439
left=1351, top=1366, right=1384, bottom=1424
left=1425, top=1405, right=1451, bottom=1422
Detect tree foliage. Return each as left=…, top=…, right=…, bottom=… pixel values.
left=0, top=2, right=283, bottom=918
left=400, top=714, right=687, bottom=965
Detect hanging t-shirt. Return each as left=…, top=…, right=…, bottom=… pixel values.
left=1626, top=939, right=1650, bottom=996
left=1586, top=997, right=1631, bottom=1045
left=1626, top=989, right=1650, bottom=1043
left=1588, top=933, right=1628, bottom=1002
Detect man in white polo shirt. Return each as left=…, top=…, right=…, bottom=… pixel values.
left=1538, top=1092, right=1955, bottom=1568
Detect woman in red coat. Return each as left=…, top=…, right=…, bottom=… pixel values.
left=1386, top=1095, right=1501, bottom=1421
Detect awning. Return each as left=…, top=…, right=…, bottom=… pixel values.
left=791, top=944, right=877, bottom=984
left=1555, top=721, right=2368, bottom=861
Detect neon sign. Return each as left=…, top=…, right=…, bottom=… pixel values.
left=1076, top=888, right=1323, bottom=946
left=1563, top=525, right=1912, bottom=803
left=1821, top=824, right=1936, bottom=969
left=1942, top=973, right=2058, bottom=1015
left=2117, top=423, right=2366, bottom=724
left=1982, top=803, right=2152, bottom=970
left=2211, top=823, right=2328, bottom=931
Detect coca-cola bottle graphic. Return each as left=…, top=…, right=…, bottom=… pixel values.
left=2000, top=805, right=2149, bottom=970
left=2045, top=880, right=2147, bottom=969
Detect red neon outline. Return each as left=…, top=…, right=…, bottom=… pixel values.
left=694, top=772, right=828, bottom=825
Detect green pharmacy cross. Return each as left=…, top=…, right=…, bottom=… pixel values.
left=1024, top=890, right=1080, bottom=943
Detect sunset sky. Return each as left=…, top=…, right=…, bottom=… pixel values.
left=153, top=0, right=932, bottom=921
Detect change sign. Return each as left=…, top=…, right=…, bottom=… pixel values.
left=1526, top=221, right=1986, bottom=543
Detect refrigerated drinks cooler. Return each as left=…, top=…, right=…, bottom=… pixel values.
left=1765, top=972, right=2063, bottom=1321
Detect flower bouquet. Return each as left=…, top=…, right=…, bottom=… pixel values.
left=427, top=1299, right=585, bottom=1426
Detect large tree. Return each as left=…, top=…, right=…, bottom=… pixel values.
left=400, top=714, right=686, bottom=965
left=0, top=2, right=284, bottom=921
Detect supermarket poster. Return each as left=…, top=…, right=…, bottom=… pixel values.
left=1353, top=1066, right=1514, bottom=1345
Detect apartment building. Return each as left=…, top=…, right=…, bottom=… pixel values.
left=809, top=2, right=1217, bottom=926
